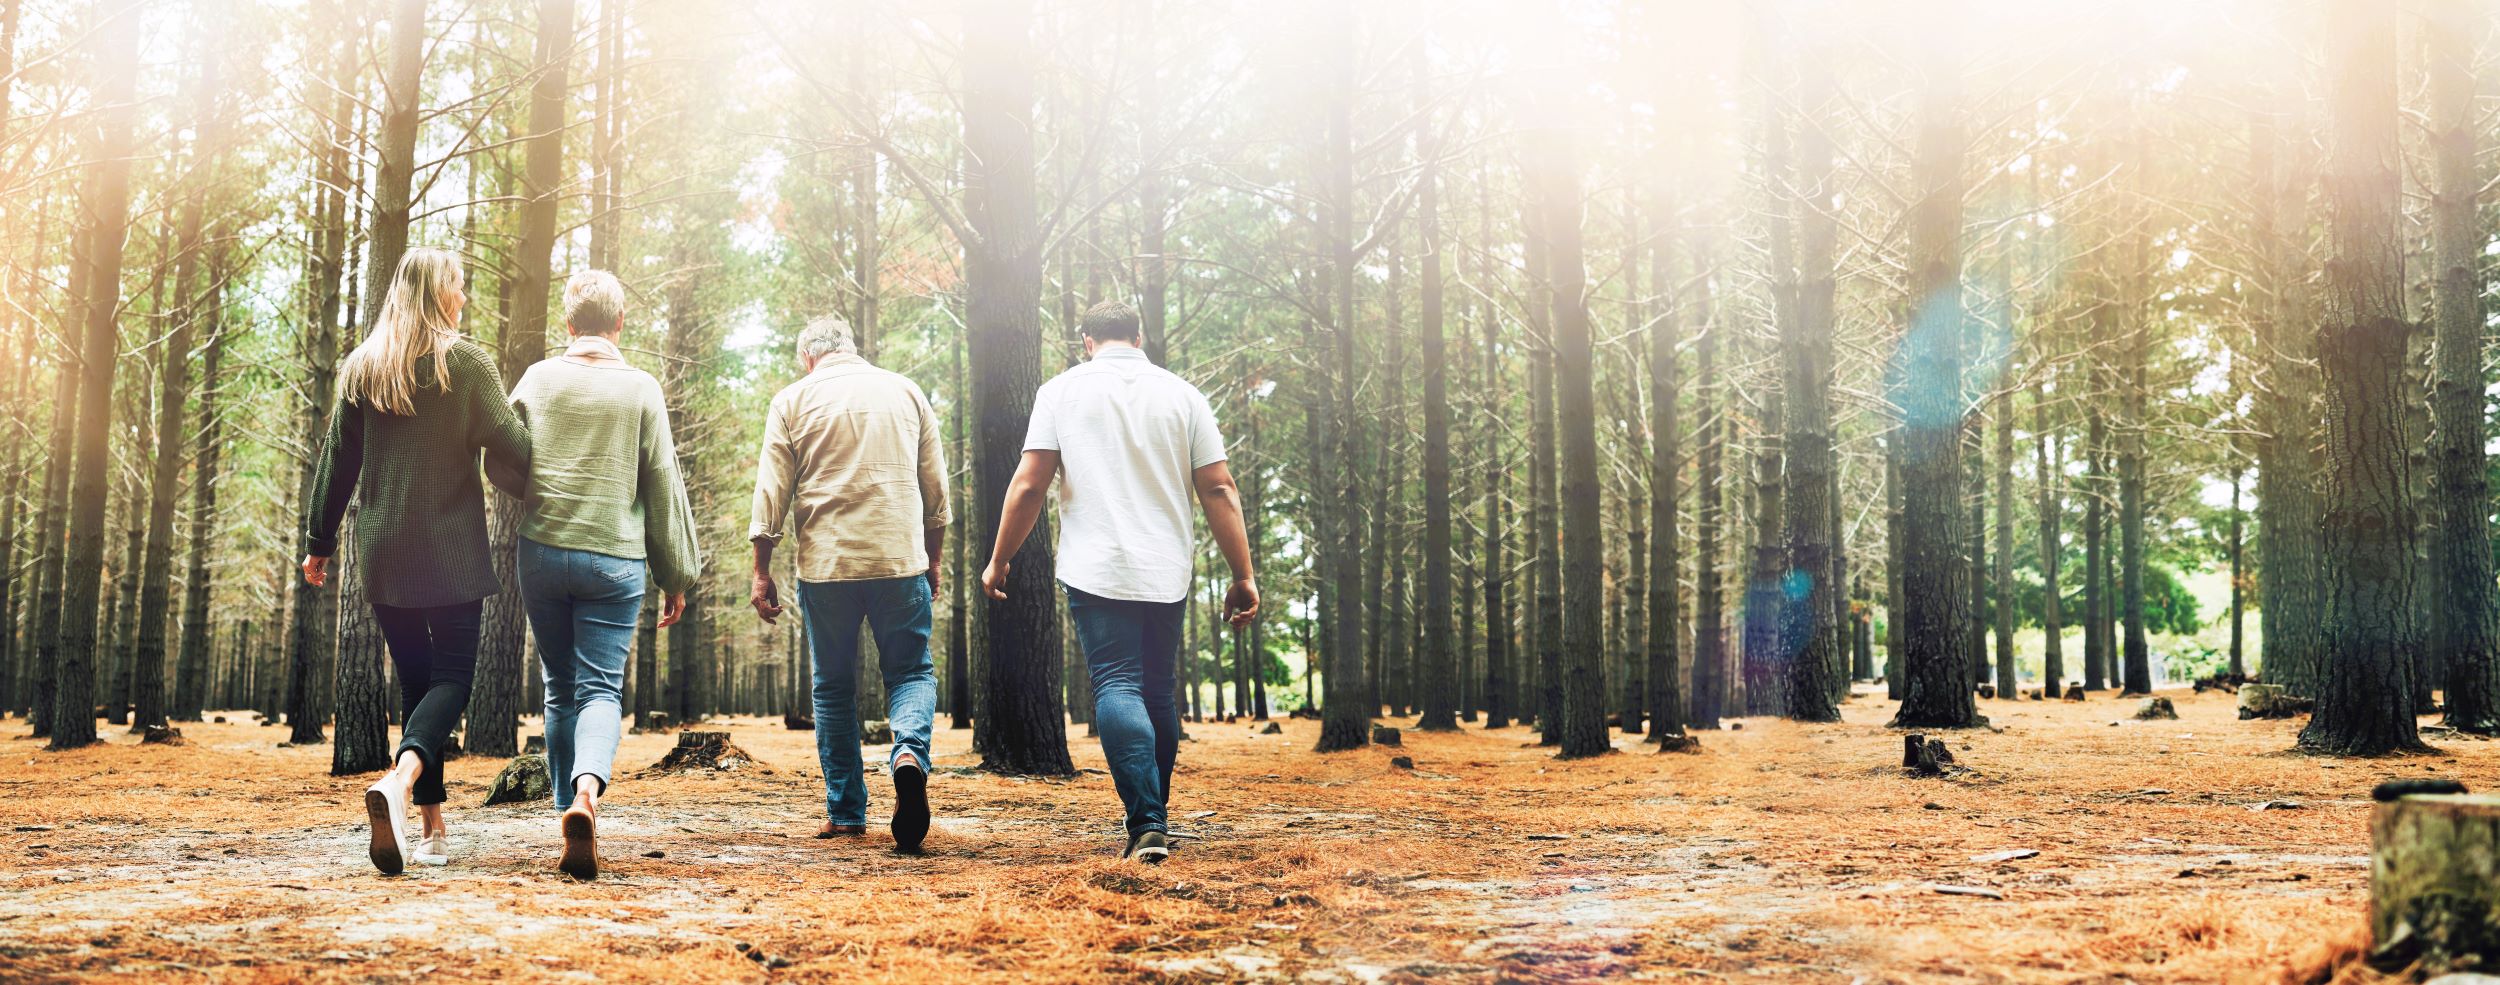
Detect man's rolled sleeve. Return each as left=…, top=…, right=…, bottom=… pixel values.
left=1022, top=382, right=1059, bottom=452
left=747, top=396, right=796, bottom=544
left=1188, top=389, right=1228, bottom=469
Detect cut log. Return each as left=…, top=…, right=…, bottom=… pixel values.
left=2370, top=793, right=2500, bottom=975
left=2134, top=697, right=2178, bottom=720
left=650, top=731, right=764, bottom=772
left=483, top=754, right=551, bottom=806
left=140, top=725, right=184, bottom=746
left=2237, top=683, right=2314, bottom=720
left=1371, top=725, right=1403, bottom=746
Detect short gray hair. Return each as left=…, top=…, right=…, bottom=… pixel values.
left=563, top=269, right=626, bottom=336
left=797, top=315, right=856, bottom=361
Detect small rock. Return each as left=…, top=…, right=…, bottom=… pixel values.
left=1390, top=756, right=1414, bottom=769
left=1729, top=722, right=1744, bottom=731
left=14, top=825, right=54, bottom=832
left=1922, top=803, right=1946, bottom=811
left=1526, top=833, right=1571, bottom=841
left=2133, top=697, right=2178, bottom=721
left=482, top=754, right=552, bottom=806
left=1930, top=884, right=2005, bottom=900
left=643, top=850, right=665, bottom=858
left=767, top=957, right=792, bottom=969
left=212, top=716, right=226, bottom=724
left=2248, top=800, right=2304, bottom=811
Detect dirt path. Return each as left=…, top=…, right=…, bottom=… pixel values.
left=0, top=688, right=2474, bottom=983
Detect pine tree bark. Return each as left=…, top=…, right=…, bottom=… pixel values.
left=1480, top=233, right=1511, bottom=730
left=135, top=30, right=228, bottom=730
left=2254, top=90, right=2325, bottom=698
left=1414, top=92, right=1458, bottom=732
left=1528, top=215, right=1564, bottom=745
left=2428, top=0, right=2499, bottom=734
left=1647, top=182, right=1686, bottom=745
left=2119, top=257, right=2153, bottom=696
left=2082, top=349, right=2110, bottom=692
left=2301, top=0, right=2427, bottom=756
left=1781, top=54, right=1841, bottom=722
left=1691, top=237, right=1728, bottom=730
left=286, top=0, right=359, bottom=746
left=964, top=0, right=1073, bottom=772
left=1887, top=27, right=1978, bottom=730
left=330, top=508, right=391, bottom=774
left=2036, top=380, right=2063, bottom=690
left=173, top=278, right=228, bottom=721
left=49, top=0, right=145, bottom=751
left=1529, top=101, right=1611, bottom=760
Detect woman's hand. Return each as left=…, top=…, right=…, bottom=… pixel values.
left=301, top=555, right=329, bottom=587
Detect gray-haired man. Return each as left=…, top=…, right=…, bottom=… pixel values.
left=747, top=315, right=948, bottom=853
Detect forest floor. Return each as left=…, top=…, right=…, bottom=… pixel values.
left=0, top=685, right=2471, bottom=984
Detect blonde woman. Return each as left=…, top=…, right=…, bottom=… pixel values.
left=300, top=247, right=531, bottom=876
left=499, top=269, right=699, bottom=880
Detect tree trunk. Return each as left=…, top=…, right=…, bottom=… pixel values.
left=286, top=0, right=361, bottom=746
left=173, top=273, right=229, bottom=721
left=1887, top=26, right=1977, bottom=730
left=964, top=0, right=1073, bottom=773
left=1528, top=215, right=1563, bottom=745
left=1530, top=101, right=1611, bottom=760
left=1691, top=234, right=1727, bottom=730
left=135, top=31, right=229, bottom=730
left=2082, top=351, right=2110, bottom=692
left=1414, top=89, right=1457, bottom=732
left=2255, top=88, right=2325, bottom=699
left=2428, top=0, right=2499, bottom=734
left=1994, top=355, right=2018, bottom=700
left=1781, top=54, right=1841, bottom=722
left=330, top=508, right=391, bottom=774
left=2036, top=380, right=2063, bottom=690
left=48, top=0, right=145, bottom=752
left=2119, top=265, right=2153, bottom=696
left=2300, top=0, right=2427, bottom=756
left=1647, top=178, right=1686, bottom=745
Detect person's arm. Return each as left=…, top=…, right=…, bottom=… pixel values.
left=747, top=396, right=796, bottom=623
left=639, top=380, right=697, bottom=626
left=299, top=395, right=363, bottom=587
left=486, top=371, right=531, bottom=498
left=464, top=347, right=532, bottom=491
left=980, top=449, right=1059, bottom=600
left=1194, top=460, right=1259, bottom=625
left=915, top=386, right=950, bottom=594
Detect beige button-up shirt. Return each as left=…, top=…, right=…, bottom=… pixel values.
left=747, top=353, right=950, bottom=583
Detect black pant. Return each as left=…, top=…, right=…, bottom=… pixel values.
left=371, top=599, right=483, bottom=806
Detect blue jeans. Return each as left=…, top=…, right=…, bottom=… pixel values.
left=1065, top=585, right=1184, bottom=837
left=799, top=576, right=936, bottom=826
left=517, top=538, right=645, bottom=811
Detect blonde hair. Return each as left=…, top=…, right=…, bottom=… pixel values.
left=339, top=247, right=465, bottom=416
left=563, top=269, right=626, bottom=337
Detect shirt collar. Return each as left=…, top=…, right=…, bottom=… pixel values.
left=1091, top=345, right=1148, bottom=363
left=565, top=335, right=625, bottom=361
left=808, top=352, right=870, bottom=376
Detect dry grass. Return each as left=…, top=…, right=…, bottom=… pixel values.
left=0, top=686, right=2482, bottom=983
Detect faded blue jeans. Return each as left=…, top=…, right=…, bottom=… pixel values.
left=799, top=575, right=936, bottom=827
left=1065, top=585, right=1185, bottom=837
left=517, top=538, right=645, bottom=811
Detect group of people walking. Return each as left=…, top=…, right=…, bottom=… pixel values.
left=302, top=248, right=1258, bottom=879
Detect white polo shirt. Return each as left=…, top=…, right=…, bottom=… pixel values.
left=1021, top=344, right=1227, bottom=604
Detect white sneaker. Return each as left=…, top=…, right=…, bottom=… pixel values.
left=412, top=833, right=449, bottom=866
left=363, top=779, right=410, bottom=875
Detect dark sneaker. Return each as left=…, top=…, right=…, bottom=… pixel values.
left=1123, top=830, right=1170, bottom=865
left=890, top=754, right=930, bottom=854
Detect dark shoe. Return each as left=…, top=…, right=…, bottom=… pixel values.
left=558, top=802, right=598, bottom=880
left=817, top=822, right=866, bottom=838
left=1123, top=830, right=1169, bottom=865
left=891, top=754, right=930, bottom=854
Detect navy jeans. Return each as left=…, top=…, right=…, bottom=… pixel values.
left=370, top=599, right=483, bottom=807
left=517, top=538, right=645, bottom=810
left=799, top=576, right=937, bottom=826
left=1064, top=585, right=1184, bottom=837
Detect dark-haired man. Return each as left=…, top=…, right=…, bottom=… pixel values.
left=982, top=301, right=1259, bottom=864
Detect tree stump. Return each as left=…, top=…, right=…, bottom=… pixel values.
left=484, top=754, right=551, bottom=806
left=635, top=711, right=671, bottom=733
left=2134, top=697, right=2178, bottom=720
left=140, top=725, right=184, bottom=746
left=1902, top=734, right=1927, bottom=768
left=650, top=731, right=763, bottom=772
left=1977, top=684, right=1996, bottom=700
left=523, top=734, right=545, bottom=755
left=1260, top=721, right=1283, bottom=735
left=2369, top=793, right=2500, bottom=974
left=1371, top=726, right=1403, bottom=747
left=1909, top=737, right=1955, bottom=777
left=861, top=720, right=894, bottom=744
left=2063, top=685, right=2087, bottom=701
left=783, top=711, right=815, bottom=731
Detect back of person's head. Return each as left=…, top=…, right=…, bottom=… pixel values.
left=797, top=314, right=857, bottom=364
left=564, top=269, right=626, bottom=337
left=1079, top=300, right=1142, bottom=344
left=339, top=246, right=464, bottom=415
